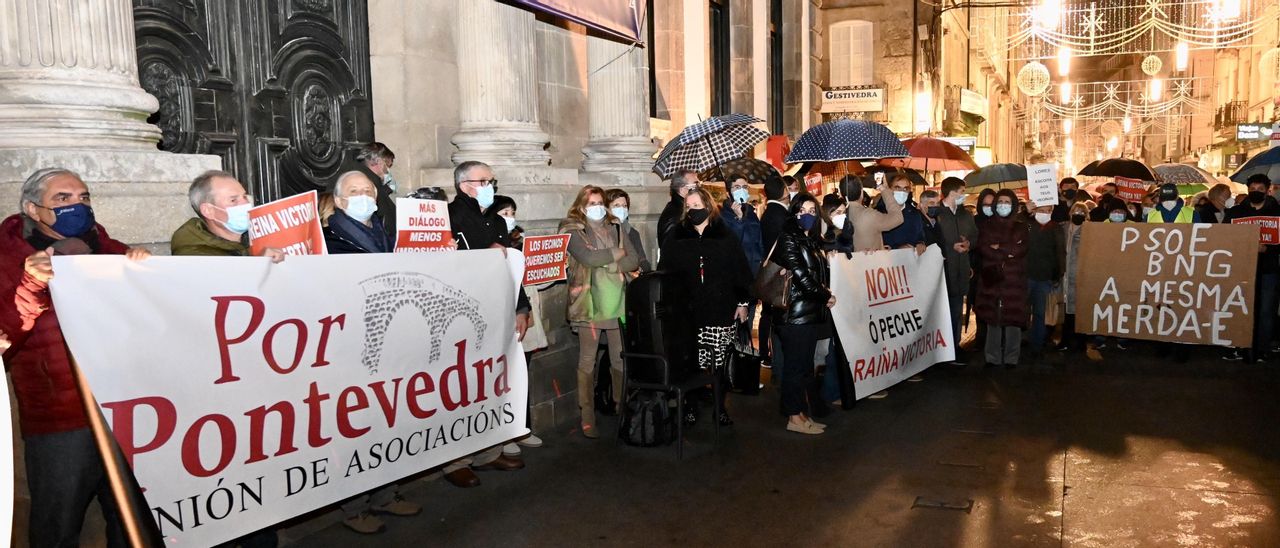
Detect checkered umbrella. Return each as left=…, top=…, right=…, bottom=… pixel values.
left=698, top=157, right=779, bottom=184
left=784, top=119, right=908, bottom=163
left=652, top=113, right=770, bottom=178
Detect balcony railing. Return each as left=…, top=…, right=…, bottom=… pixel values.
left=1215, top=101, right=1247, bottom=130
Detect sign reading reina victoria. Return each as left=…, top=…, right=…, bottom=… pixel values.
left=820, top=87, right=886, bottom=113
left=49, top=252, right=529, bottom=546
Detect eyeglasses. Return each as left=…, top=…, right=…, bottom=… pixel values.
left=463, top=178, right=498, bottom=188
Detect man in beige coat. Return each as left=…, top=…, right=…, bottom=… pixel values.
left=840, top=176, right=904, bottom=251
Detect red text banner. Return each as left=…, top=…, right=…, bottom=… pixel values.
left=48, top=251, right=528, bottom=546
left=1076, top=223, right=1257, bottom=345
left=1115, top=176, right=1147, bottom=203
left=248, top=191, right=326, bottom=256
left=829, top=247, right=955, bottom=399
left=394, top=198, right=454, bottom=252
left=521, top=235, right=570, bottom=285
left=1230, top=216, right=1280, bottom=244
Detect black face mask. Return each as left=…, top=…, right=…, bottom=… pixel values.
left=1063, top=188, right=1077, bottom=200
left=926, top=206, right=941, bottom=218
left=1071, top=213, right=1085, bottom=225
left=1249, top=190, right=1266, bottom=205
left=686, top=208, right=710, bottom=225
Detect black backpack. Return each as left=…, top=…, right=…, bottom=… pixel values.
left=620, top=391, right=675, bottom=447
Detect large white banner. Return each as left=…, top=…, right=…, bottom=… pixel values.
left=48, top=250, right=528, bottom=547
left=830, top=247, right=955, bottom=399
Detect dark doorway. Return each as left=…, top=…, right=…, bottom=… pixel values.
left=133, top=0, right=374, bottom=203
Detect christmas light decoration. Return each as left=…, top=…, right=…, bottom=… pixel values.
left=1175, top=41, right=1190, bottom=71
left=1017, top=61, right=1052, bottom=96
left=1057, top=46, right=1071, bottom=76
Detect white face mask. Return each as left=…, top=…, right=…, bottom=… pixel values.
left=1161, top=200, right=1177, bottom=210
left=893, top=190, right=909, bottom=205
left=955, top=193, right=966, bottom=206
left=831, top=213, right=847, bottom=228
left=1034, top=212, right=1051, bottom=224
left=343, top=195, right=378, bottom=223
left=503, top=215, right=517, bottom=232
left=585, top=205, right=607, bottom=221
left=382, top=172, right=396, bottom=192
left=789, top=191, right=798, bottom=200
left=1225, top=197, right=1237, bottom=209
left=611, top=206, right=629, bottom=222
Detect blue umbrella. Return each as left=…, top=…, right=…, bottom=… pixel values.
left=652, top=113, right=770, bottom=178
left=784, top=119, right=908, bottom=163
left=1230, top=148, right=1280, bottom=183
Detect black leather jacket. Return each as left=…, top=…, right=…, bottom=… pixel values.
left=770, top=219, right=832, bottom=325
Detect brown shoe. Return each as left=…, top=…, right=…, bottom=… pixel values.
left=443, top=467, right=480, bottom=488
left=473, top=454, right=525, bottom=472
left=343, top=512, right=385, bottom=534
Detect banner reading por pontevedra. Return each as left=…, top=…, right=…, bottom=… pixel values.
left=1076, top=223, right=1258, bottom=346
left=829, top=247, right=955, bottom=399
left=48, top=251, right=529, bottom=547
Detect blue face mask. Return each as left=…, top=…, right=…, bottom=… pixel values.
left=611, top=206, right=629, bottom=222
left=585, top=205, right=608, bottom=221
left=383, top=172, right=396, bottom=193
left=39, top=203, right=95, bottom=237
left=732, top=188, right=750, bottom=204
left=981, top=205, right=994, bottom=217
left=475, top=184, right=495, bottom=209
left=995, top=203, right=1013, bottom=217
left=217, top=204, right=252, bottom=234
left=344, top=195, right=378, bottom=223
left=798, top=213, right=817, bottom=231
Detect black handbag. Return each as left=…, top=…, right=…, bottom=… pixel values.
left=728, top=322, right=762, bottom=395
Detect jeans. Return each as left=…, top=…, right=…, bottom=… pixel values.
left=1027, top=279, right=1054, bottom=350
left=821, top=338, right=841, bottom=403
left=1254, top=272, right=1278, bottom=353
left=776, top=324, right=819, bottom=416
left=26, top=428, right=128, bottom=548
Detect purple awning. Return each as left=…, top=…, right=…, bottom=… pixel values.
left=512, top=0, right=645, bottom=43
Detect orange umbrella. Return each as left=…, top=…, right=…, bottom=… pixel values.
left=878, top=137, right=978, bottom=172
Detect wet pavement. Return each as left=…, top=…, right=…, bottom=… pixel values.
left=291, top=342, right=1280, bottom=547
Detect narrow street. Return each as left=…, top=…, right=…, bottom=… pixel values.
left=291, top=345, right=1280, bottom=547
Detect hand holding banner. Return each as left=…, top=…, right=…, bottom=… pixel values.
left=248, top=191, right=327, bottom=256
left=805, top=172, right=823, bottom=196
left=394, top=198, right=454, bottom=252
left=1230, top=216, right=1280, bottom=244
left=1027, top=164, right=1060, bottom=206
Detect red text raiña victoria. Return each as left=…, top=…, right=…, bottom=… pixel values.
left=101, top=295, right=512, bottom=478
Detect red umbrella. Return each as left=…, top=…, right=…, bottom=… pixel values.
left=877, top=137, right=978, bottom=172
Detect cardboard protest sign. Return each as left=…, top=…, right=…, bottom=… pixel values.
left=49, top=251, right=528, bottom=546
left=1230, top=216, right=1280, bottom=244
left=829, top=247, right=954, bottom=398
left=1027, top=163, right=1060, bottom=206
left=394, top=197, right=454, bottom=252
left=522, top=234, right=571, bottom=285
left=1114, top=176, right=1147, bottom=203
left=1076, top=223, right=1258, bottom=346
left=248, top=191, right=326, bottom=255
left=804, top=172, right=823, bottom=195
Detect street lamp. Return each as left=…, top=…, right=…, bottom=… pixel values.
left=1062, top=118, right=1073, bottom=133
left=1149, top=78, right=1163, bottom=101
left=1175, top=41, right=1190, bottom=72
left=1035, top=0, right=1062, bottom=29
left=1059, top=82, right=1071, bottom=103
left=1123, top=117, right=1132, bottom=133
left=1107, top=136, right=1119, bottom=151
left=915, top=88, right=932, bottom=134
left=1057, top=46, right=1071, bottom=76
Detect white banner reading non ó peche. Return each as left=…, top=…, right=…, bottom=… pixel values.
left=830, top=247, right=955, bottom=399
left=48, top=250, right=529, bottom=547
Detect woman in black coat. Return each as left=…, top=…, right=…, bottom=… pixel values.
left=658, top=187, right=753, bottom=425
left=769, top=192, right=835, bottom=435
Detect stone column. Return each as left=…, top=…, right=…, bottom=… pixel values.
left=0, top=0, right=220, bottom=246
left=451, top=0, right=551, bottom=166
left=0, top=0, right=161, bottom=148
left=581, top=36, right=656, bottom=175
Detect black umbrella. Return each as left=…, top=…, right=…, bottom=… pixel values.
left=963, top=163, right=1027, bottom=186
left=862, top=165, right=926, bottom=187
left=698, top=157, right=779, bottom=184
left=1086, top=158, right=1155, bottom=180
left=1077, top=159, right=1102, bottom=177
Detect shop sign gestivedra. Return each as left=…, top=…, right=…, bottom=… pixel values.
left=820, top=87, right=885, bottom=113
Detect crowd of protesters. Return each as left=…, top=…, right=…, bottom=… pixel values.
left=3, top=140, right=1278, bottom=544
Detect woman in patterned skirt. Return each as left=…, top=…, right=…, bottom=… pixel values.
left=658, top=187, right=754, bottom=426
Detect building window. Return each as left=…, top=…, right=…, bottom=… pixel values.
left=829, top=20, right=874, bottom=88
left=709, top=0, right=731, bottom=116
left=769, top=0, right=783, bottom=134
left=647, top=0, right=659, bottom=119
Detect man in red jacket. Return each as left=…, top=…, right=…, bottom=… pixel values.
left=0, top=168, right=151, bottom=548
